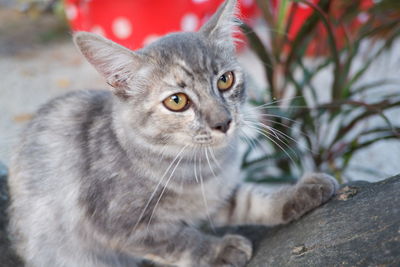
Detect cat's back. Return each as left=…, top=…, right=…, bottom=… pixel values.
left=23, top=89, right=112, bottom=139
left=9, top=89, right=113, bottom=193
left=8, top=90, right=116, bottom=266
left=16, top=89, right=111, bottom=151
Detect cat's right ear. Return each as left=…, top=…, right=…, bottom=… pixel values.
left=73, top=32, right=145, bottom=98
left=199, top=0, right=238, bottom=48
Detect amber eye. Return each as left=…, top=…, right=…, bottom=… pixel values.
left=217, top=71, right=234, bottom=91
left=163, top=93, right=190, bottom=112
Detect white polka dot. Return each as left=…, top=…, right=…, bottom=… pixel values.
left=112, top=17, right=132, bottom=39
left=242, top=0, right=254, bottom=7
left=192, top=0, right=208, bottom=3
left=358, top=12, right=369, bottom=23
left=298, top=3, right=309, bottom=9
left=143, top=35, right=160, bottom=46
left=91, top=25, right=105, bottom=36
left=65, top=5, right=77, bottom=20
left=181, top=13, right=199, bottom=32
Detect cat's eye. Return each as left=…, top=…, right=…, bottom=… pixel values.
left=163, top=93, right=190, bottom=112
left=217, top=71, right=235, bottom=91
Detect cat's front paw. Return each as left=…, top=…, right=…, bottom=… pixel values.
left=282, top=173, right=338, bottom=223
left=214, top=234, right=252, bottom=267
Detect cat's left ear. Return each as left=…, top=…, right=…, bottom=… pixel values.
left=74, top=32, right=145, bottom=98
left=199, top=0, right=239, bottom=48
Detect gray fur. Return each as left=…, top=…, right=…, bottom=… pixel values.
left=8, top=0, right=338, bottom=266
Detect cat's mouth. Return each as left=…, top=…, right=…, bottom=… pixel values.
left=192, top=128, right=236, bottom=147
left=193, top=134, right=213, bottom=144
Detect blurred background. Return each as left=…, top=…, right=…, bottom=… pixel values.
left=0, top=0, right=399, bottom=183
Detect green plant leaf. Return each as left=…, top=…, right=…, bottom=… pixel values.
left=327, top=100, right=400, bottom=147
left=246, top=174, right=298, bottom=184
left=296, top=0, right=342, bottom=100
left=285, top=0, right=331, bottom=75
left=351, top=79, right=399, bottom=95
left=240, top=23, right=276, bottom=98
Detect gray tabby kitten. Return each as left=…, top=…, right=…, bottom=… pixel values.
left=8, top=0, right=338, bottom=266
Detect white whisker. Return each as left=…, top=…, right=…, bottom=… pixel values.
left=193, top=148, right=199, bottom=183
left=246, top=96, right=304, bottom=110
left=239, top=126, right=276, bottom=162
left=199, top=147, right=215, bottom=232
left=205, top=147, right=218, bottom=179
left=208, top=147, right=222, bottom=171
left=238, top=124, right=258, bottom=151
left=146, top=145, right=188, bottom=230
left=253, top=116, right=310, bottom=138
left=134, top=144, right=188, bottom=232
left=245, top=124, right=297, bottom=165
left=244, top=113, right=298, bottom=124
left=245, top=120, right=312, bottom=153
left=245, top=121, right=298, bottom=153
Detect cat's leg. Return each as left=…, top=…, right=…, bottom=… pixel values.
left=214, top=173, right=339, bottom=226
left=130, top=224, right=252, bottom=267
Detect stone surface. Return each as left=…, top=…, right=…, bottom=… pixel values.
left=0, top=163, right=399, bottom=266
left=242, top=176, right=400, bottom=266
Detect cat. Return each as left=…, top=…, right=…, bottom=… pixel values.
left=7, top=0, right=338, bottom=266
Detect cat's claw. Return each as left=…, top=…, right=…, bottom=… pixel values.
left=214, top=234, right=253, bottom=267
left=282, top=173, right=338, bottom=223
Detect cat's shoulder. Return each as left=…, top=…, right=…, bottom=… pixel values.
left=38, top=89, right=111, bottom=114
left=26, top=89, right=113, bottom=134
left=32, top=89, right=111, bottom=120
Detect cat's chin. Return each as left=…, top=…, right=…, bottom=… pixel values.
left=158, top=138, right=234, bottom=159
left=191, top=133, right=236, bottom=150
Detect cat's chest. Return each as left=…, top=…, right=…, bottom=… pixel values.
left=167, top=167, right=240, bottom=224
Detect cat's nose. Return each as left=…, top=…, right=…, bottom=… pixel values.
left=211, top=118, right=232, bottom=133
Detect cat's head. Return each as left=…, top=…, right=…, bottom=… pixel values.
left=74, top=0, right=245, bottom=153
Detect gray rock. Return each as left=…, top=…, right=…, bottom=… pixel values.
left=0, top=164, right=399, bottom=266
left=243, top=176, right=400, bottom=267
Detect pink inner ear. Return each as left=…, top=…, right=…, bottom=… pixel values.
left=109, top=75, right=126, bottom=88
left=107, top=81, right=130, bottom=100
left=106, top=73, right=131, bottom=100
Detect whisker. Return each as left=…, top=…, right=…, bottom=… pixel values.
left=146, top=145, right=188, bottom=230
left=242, top=128, right=268, bottom=154
left=245, top=124, right=297, bottom=165
left=246, top=96, right=304, bottom=110
left=244, top=120, right=280, bottom=140
left=238, top=127, right=271, bottom=157
left=245, top=121, right=300, bottom=156
left=205, top=147, right=218, bottom=178
left=243, top=114, right=313, bottom=143
left=134, top=145, right=188, bottom=232
left=199, top=147, right=215, bottom=232
left=244, top=120, right=311, bottom=153
left=238, top=128, right=258, bottom=151
left=208, top=147, right=222, bottom=171
left=244, top=113, right=298, bottom=124
left=251, top=105, right=313, bottom=110
left=193, top=147, right=199, bottom=183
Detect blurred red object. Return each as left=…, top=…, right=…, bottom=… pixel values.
left=270, top=0, right=374, bottom=56
left=65, top=0, right=259, bottom=50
